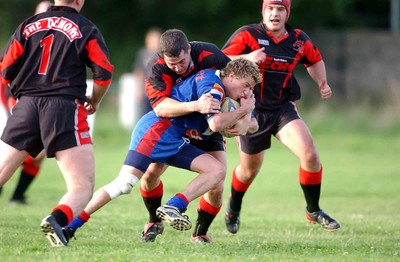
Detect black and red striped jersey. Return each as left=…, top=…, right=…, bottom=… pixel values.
left=145, top=41, right=230, bottom=108
left=222, top=23, right=322, bottom=110
left=0, top=60, right=7, bottom=108
left=1, top=6, right=113, bottom=102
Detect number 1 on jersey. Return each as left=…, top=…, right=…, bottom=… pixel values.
left=39, top=34, right=54, bottom=75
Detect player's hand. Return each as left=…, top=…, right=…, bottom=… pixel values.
left=247, top=47, right=266, bottom=64
left=239, top=93, right=255, bottom=113
left=319, top=81, right=332, bottom=101
left=85, top=96, right=100, bottom=115
left=195, top=93, right=220, bottom=114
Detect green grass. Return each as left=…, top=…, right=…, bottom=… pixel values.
left=1, top=97, right=399, bottom=261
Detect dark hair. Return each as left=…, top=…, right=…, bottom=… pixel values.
left=159, top=29, right=190, bottom=57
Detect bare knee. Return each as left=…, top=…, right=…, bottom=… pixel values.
left=302, top=149, right=320, bottom=170
left=236, top=164, right=260, bottom=182
left=211, top=162, right=226, bottom=184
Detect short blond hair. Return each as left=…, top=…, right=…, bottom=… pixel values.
left=221, top=58, right=262, bottom=85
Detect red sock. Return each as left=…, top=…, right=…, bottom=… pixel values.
left=22, top=156, right=40, bottom=176
left=140, top=181, right=163, bottom=198
left=232, top=167, right=252, bottom=192
left=299, top=166, right=322, bottom=185
left=52, top=204, right=73, bottom=225
left=79, top=210, right=91, bottom=222
left=198, top=196, right=221, bottom=216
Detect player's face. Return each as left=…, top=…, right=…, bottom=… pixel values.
left=263, top=4, right=287, bottom=35
left=164, top=49, right=191, bottom=75
left=226, top=74, right=256, bottom=100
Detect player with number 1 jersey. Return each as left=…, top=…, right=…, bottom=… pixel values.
left=1, top=5, right=112, bottom=102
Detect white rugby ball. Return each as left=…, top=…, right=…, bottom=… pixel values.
left=220, top=97, right=240, bottom=138
left=221, top=97, right=240, bottom=113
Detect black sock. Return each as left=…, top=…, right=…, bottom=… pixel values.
left=301, top=184, right=321, bottom=213
left=229, top=185, right=247, bottom=212
left=51, top=209, right=69, bottom=227
left=11, top=170, right=35, bottom=200
left=193, top=209, right=216, bottom=236
left=142, top=195, right=162, bottom=223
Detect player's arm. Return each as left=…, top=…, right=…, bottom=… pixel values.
left=225, top=112, right=259, bottom=136
left=146, top=70, right=220, bottom=118
left=86, top=82, right=109, bottom=115
left=306, top=60, right=332, bottom=101
left=226, top=48, right=266, bottom=65
left=154, top=94, right=220, bottom=118
left=208, top=95, right=255, bottom=133
left=222, top=29, right=266, bottom=64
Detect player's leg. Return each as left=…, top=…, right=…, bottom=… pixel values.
left=40, top=144, right=95, bottom=247
left=10, top=150, right=45, bottom=204
left=65, top=163, right=145, bottom=238
left=276, top=118, right=340, bottom=231
left=225, top=150, right=265, bottom=234
left=157, top=148, right=226, bottom=231
left=191, top=150, right=225, bottom=244
left=0, top=140, right=30, bottom=187
left=139, top=162, right=168, bottom=242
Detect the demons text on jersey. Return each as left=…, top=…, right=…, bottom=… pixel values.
left=23, top=17, right=82, bottom=41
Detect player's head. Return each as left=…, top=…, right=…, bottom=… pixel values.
left=35, top=1, right=53, bottom=14
left=159, top=29, right=192, bottom=75
left=145, top=27, right=162, bottom=53
left=262, top=0, right=291, bottom=22
left=54, top=0, right=85, bottom=12
left=220, top=58, right=262, bottom=100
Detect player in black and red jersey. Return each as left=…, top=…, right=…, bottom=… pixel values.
left=66, top=29, right=231, bottom=244
left=0, top=1, right=52, bottom=205
left=0, top=0, right=113, bottom=247
left=222, top=0, right=340, bottom=233
left=142, top=29, right=231, bottom=243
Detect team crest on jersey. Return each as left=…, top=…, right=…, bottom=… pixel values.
left=258, top=39, right=270, bottom=46
left=23, top=17, right=82, bottom=42
left=293, top=40, right=305, bottom=52
left=195, top=70, right=205, bottom=81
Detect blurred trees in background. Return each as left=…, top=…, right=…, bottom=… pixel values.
left=0, top=0, right=391, bottom=78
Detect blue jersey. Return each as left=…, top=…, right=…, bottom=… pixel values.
left=170, top=69, right=225, bottom=140
left=128, top=69, right=224, bottom=164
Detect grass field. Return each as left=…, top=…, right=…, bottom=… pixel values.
left=0, top=97, right=399, bottom=261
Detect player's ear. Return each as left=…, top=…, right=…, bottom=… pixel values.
left=229, top=72, right=236, bottom=82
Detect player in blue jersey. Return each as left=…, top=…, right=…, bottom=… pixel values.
left=65, top=58, right=261, bottom=241
left=68, top=29, right=234, bottom=244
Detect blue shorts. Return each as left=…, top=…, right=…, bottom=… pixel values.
left=124, top=112, right=205, bottom=172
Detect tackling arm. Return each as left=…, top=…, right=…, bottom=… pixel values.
left=154, top=93, right=221, bottom=118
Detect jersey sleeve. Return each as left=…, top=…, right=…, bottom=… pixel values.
left=295, top=30, right=323, bottom=67
left=82, top=28, right=114, bottom=86
left=1, top=26, right=25, bottom=85
left=194, top=70, right=225, bottom=120
left=144, top=56, right=175, bottom=108
left=222, top=26, right=258, bottom=56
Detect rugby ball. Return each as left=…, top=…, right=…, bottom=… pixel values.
left=220, top=97, right=240, bottom=138
left=221, top=97, right=240, bottom=113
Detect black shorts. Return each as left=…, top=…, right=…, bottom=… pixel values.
left=238, top=101, right=300, bottom=154
left=189, top=132, right=225, bottom=152
left=1, top=96, right=91, bottom=158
